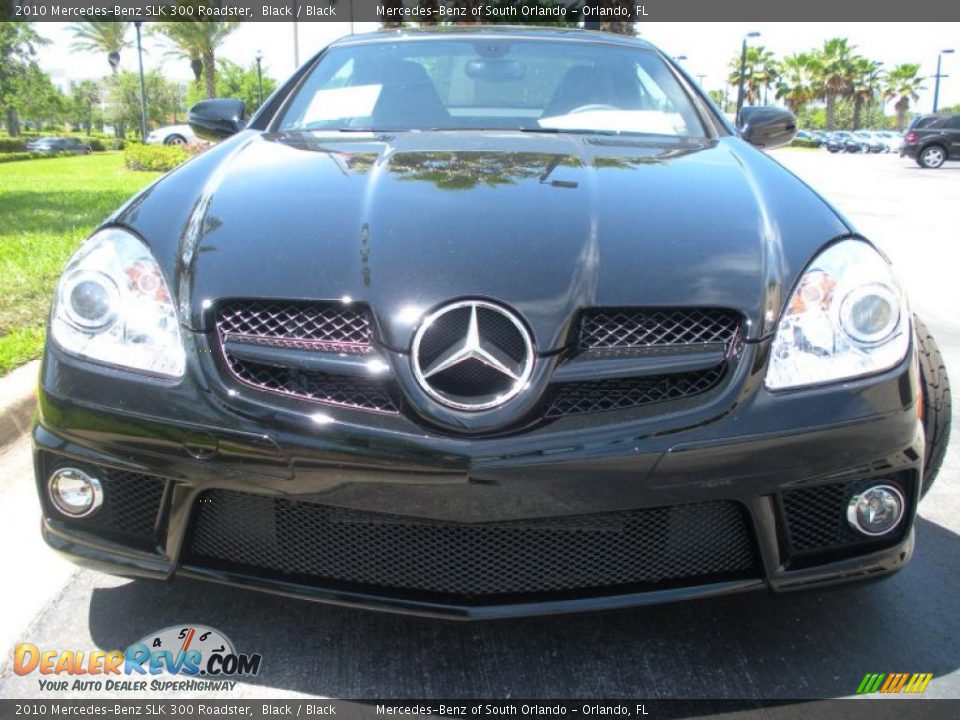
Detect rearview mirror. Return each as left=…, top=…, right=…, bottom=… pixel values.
left=189, top=98, right=246, bottom=141
left=738, top=106, right=797, bottom=150
left=465, top=58, right=526, bottom=82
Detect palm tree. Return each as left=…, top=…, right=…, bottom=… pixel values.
left=850, top=57, right=883, bottom=129
left=885, top=63, right=925, bottom=130
left=68, top=21, right=130, bottom=74
left=812, top=38, right=856, bottom=131
left=775, top=53, right=816, bottom=114
left=154, top=21, right=239, bottom=98
left=69, top=79, right=100, bottom=133
left=727, top=45, right=777, bottom=106
left=153, top=22, right=205, bottom=89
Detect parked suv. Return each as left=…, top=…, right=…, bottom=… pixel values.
left=901, top=113, right=960, bottom=168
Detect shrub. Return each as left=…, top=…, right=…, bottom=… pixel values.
left=124, top=143, right=190, bottom=172
left=0, top=151, right=67, bottom=163
left=0, top=138, right=27, bottom=152
left=107, top=139, right=126, bottom=151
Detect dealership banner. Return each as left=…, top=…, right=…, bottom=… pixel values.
left=3, top=0, right=958, bottom=22
left=0, top=700, right=959, bottom=720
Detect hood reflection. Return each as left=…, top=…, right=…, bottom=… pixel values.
left=266, top=131, right=709, bottom=191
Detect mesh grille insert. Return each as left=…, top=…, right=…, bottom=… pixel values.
left=187, top=490, right=759, bottom=600
left=780, top=473, right=912, bottom=558
left=218, top=301, right=372, bottom=353
left=546, top=365, right=725, bottom=418
left=43, top=459, right=166, bottom=549
left=580, top=308, right=740, bottom=350
left=227, top=355, right=399, bottom=413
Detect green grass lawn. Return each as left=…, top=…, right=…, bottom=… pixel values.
left=0, top=153, right=161, bottom=375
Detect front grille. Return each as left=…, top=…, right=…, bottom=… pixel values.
left=546, top=365, right=725, bottom=418
left=187, top=490, right=759, bottom=600
left=217, top=301, right=372, bottom=353
left=217, top=300, right=397, bottom=413
left=227, top=355, right=399, bottom=413
left=42, top=457, right=167, bottom=550
left=580, top=308, right=740, bottom=351
left=780, top=473, right=913, bottom=562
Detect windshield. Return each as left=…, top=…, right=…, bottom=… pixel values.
left=276, top=39, right=706, bottom=138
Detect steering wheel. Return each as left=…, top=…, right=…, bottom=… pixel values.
left=566, top=104, right=620, bottom=114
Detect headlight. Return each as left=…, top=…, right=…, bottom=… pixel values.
left=765, top=239, right=909, bottom=390
left=51, top=227, right=185, bottom=378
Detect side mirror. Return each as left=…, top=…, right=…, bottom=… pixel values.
left=738, top=106, right=797, bottom=149
left=188, top=98, right=246, bottom=141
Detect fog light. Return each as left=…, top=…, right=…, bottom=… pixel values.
left=847, top=485, right=904, bottom=536
left=48, top=467, right=103, bottom=518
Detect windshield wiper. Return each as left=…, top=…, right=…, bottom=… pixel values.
left=518, top=127, right=622, bottom=136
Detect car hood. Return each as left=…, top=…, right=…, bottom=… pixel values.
left=115, top=130, right=849, bottom=350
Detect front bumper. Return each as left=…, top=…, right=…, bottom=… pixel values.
left=33, top=336, right=925, bottom=619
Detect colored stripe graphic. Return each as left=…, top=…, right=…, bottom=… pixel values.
left=857, top=673, right=886, bottom=694
left=858, top=672, right=932, bottom=694
left=904, top=673, right=933, bottom=694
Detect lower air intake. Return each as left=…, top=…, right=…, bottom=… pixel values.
left=41, top=457, right=166, bottom=550
left=187, top=490, right=759, bottom=601
left=780, top=472, right=913, bottom=563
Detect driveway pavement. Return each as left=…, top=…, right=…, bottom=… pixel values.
left=0, top=149, right=957, bottom=702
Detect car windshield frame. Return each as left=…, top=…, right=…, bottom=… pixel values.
left=270, top=36, right=711, bottom=140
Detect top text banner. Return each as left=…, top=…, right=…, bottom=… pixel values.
left=4, top=0, right=959, bottom=22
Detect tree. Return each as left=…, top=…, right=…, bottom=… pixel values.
left=152, top=21, right=206, bottom=89
left=775, top=53, right=816, bottom=114
left=707, top=89, right=728, bottom=113
left=105, top=70, right=179, bottom=135
left=727, top=45, right=777, bottom=106
left=12, top=63, right=67, bottom=131
left=812, top=38, right=856, bottom=131
left=208, top=58, right=278, bottom=113
left=155, top=21, right=239, bottom=98
left=884, top=63, right=925, bottom=130
left=849, top=57, right=883, bottom=129
left=0, top=22, right=48, bottom=136
left=70, top=80, right=101, bottom=133
left=68, top=21, right=130, bottom=74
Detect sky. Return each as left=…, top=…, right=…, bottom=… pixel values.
left=34, top=21, right=960, bottom=113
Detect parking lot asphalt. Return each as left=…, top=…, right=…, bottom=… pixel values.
left=0, top=149, right=957, bottom=703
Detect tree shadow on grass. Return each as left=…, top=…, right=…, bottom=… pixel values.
left=0, top=189, right=137, bottom=239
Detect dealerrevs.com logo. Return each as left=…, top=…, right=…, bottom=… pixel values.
left=14, top=625, right=262, bottom=693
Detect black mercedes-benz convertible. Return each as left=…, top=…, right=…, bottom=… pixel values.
left=34, top=27, right=951, bottom=619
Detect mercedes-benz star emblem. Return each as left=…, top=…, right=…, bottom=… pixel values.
left=411, top=300, right=535, bottom=411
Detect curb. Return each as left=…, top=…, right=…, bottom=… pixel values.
left=0, top=359, right=40, bottom=450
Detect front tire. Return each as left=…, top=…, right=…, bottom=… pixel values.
left=164, top=134, right=187, bottom=146
left=916, top=316, right=951, bottom=497
left=918, top=144, right=947, bottom=169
